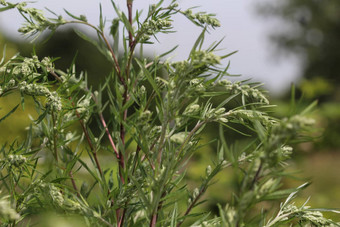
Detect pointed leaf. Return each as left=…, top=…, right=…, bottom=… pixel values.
left=0, top=104, right=19, bottom=124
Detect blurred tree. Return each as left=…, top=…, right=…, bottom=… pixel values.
left=16, top=29, right=112, bottom=88
left=259, top=0, right=340, bottom=101
left=258, top=0, right=340, bottom=149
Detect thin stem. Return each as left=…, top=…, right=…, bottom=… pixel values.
left=89, top=91, right=120, bottom=159
left=116, top=2, right=134, bottom=226
left=49, top=69, right=63, bottom=83
left=150, top=191, right=166, bottom=227
left=67, top=20, right=122, bottom=82
left=176, top=186, right=206, bottom=227
left=99, top=112, right=120, bottom=158
left=127, top=1, right=133, bottom=49
left=118, top=113, right=126, bottom=185
left=69, top=171, right=80, bottom=198
left=75, top=110, right=103, bottom=176
left=251, top=161, right=263, bottom=189
left=176, top=120, right=207, bottom=159
left=51, top=111, right=58, bottom=162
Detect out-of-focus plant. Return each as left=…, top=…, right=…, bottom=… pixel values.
left=257, top=0, right=340, bottom=149
left=0, top=1, right=339, bottom=226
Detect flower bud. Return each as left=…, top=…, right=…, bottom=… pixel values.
left=206, top=165, right=212, bottom=176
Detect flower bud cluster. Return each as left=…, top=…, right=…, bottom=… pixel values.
left=171, top=51, right=220, bottom=78
left=50, top=89, right=62, bottom=106
left=223, top=205, right=237, bottom=225
left=206, top=107, right=228, bottom=123
left=7, top=154, right=27, bottom=168
left=19, top=81, right=62, bottom=111
left=267, top=144, right=294, bottom=165
left=229, top=109, right=275, bottom=126
left=205, top=165, right=212, bottom=176
left=284, top=115, right=315, bottom=130
left=37, top=182, right=94, bottom=216
left=192, top=50, right=221, bottom=66
left=281, top=204, right=299, bottom=215
left=0, top=196, right=20, bottom=221
left=9, top=56, right=53, bottom=79
left=266, top=115, right=315, bottom=162
left=148, top=125, right=162, bottom=141
left=170, top=132, right=188, bottom=144
left=138, top=85, right=146, bottom=99
left=49, top=185, right=64, bottom=207
left=76, top=95, right=92, bottom=115
left=189, top=78, right=205, bottom=93
left=14, top=2, right=66, bottom=35
left=257, top=178, right=277, bottom=198
left=279, top=204, right=333, bottom=225
left=281, top=145, right=293, bottom=156
left=0, top=79, right=16, bottom=95
left=171, top=60, right=190, bottom=73
left=155, top=77, right=168, bottom=90
left=217, top=79, right=269, bottom=104
left=183, top=9, right=221, bottom=27
left=141, top=18, right=172, bottom=41
left=65, top=132, right=76, bottom=144
left=139, top=110, right=152, bottom=123
left=192, top=188, right=200, bottom=200
left=300, top=210, right=329, bottom=225
left=183, top=103, right=200, bottom=116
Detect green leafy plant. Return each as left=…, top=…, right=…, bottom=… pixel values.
left=0, top=1, right=339, bottom=226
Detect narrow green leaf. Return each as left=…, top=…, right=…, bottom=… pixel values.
left=0, top=104, right=19, bottom=124
left=300, top=100, right=318, bottom=116
left=219, top=125, right=234, bottom=164
left=0, top=5, right=15, bottom=12
left=170, top=203, right=178, bottom=227
left=189, top=27, right=206, bottom=57
left=110, top=18, right=120, bottom=56
left=110, top=18, right=119, bottom=38
left=220, top=50, right=238, bottom=59
left=64, top=9, right=87, bottom=22
left=159, top=45, right=178, bottom=58
left=51, top=177, right=70, bottom=184
left=99, top=4, right=104, bottom=31
left=120, top=12, right=134, bottom=36
left=135, top=58, right=161, bottom=98
left=216, top=92, right=240, bottom=109
left=262, top=188, right=299, bottom=201
left=34, top=108, right=48, bottom=124
left=78, top=158, right=101, bottom=183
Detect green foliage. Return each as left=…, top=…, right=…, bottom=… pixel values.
left=258, top=0, right=340, bottom=149
left=0, top=0, right=339, bottom=226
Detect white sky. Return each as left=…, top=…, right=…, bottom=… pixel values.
left=0, top=0, right=301, bottom=95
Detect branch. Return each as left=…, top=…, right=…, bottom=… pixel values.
left=75, top=109, right=103, bottom=176
left=51, top=111, right=59, bottom=162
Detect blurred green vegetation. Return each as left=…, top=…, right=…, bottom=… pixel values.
left=257, top=0, right=340, bottom=217
left=1, top=24, right=340, bottom=223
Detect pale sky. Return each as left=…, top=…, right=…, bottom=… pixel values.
left=0, top=0, right=301, bottom=95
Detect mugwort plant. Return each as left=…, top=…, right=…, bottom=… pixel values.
left=0, top=0, right=339, bottom=226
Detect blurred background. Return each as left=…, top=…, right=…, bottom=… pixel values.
left=0, top=0, right=339, bottom=223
